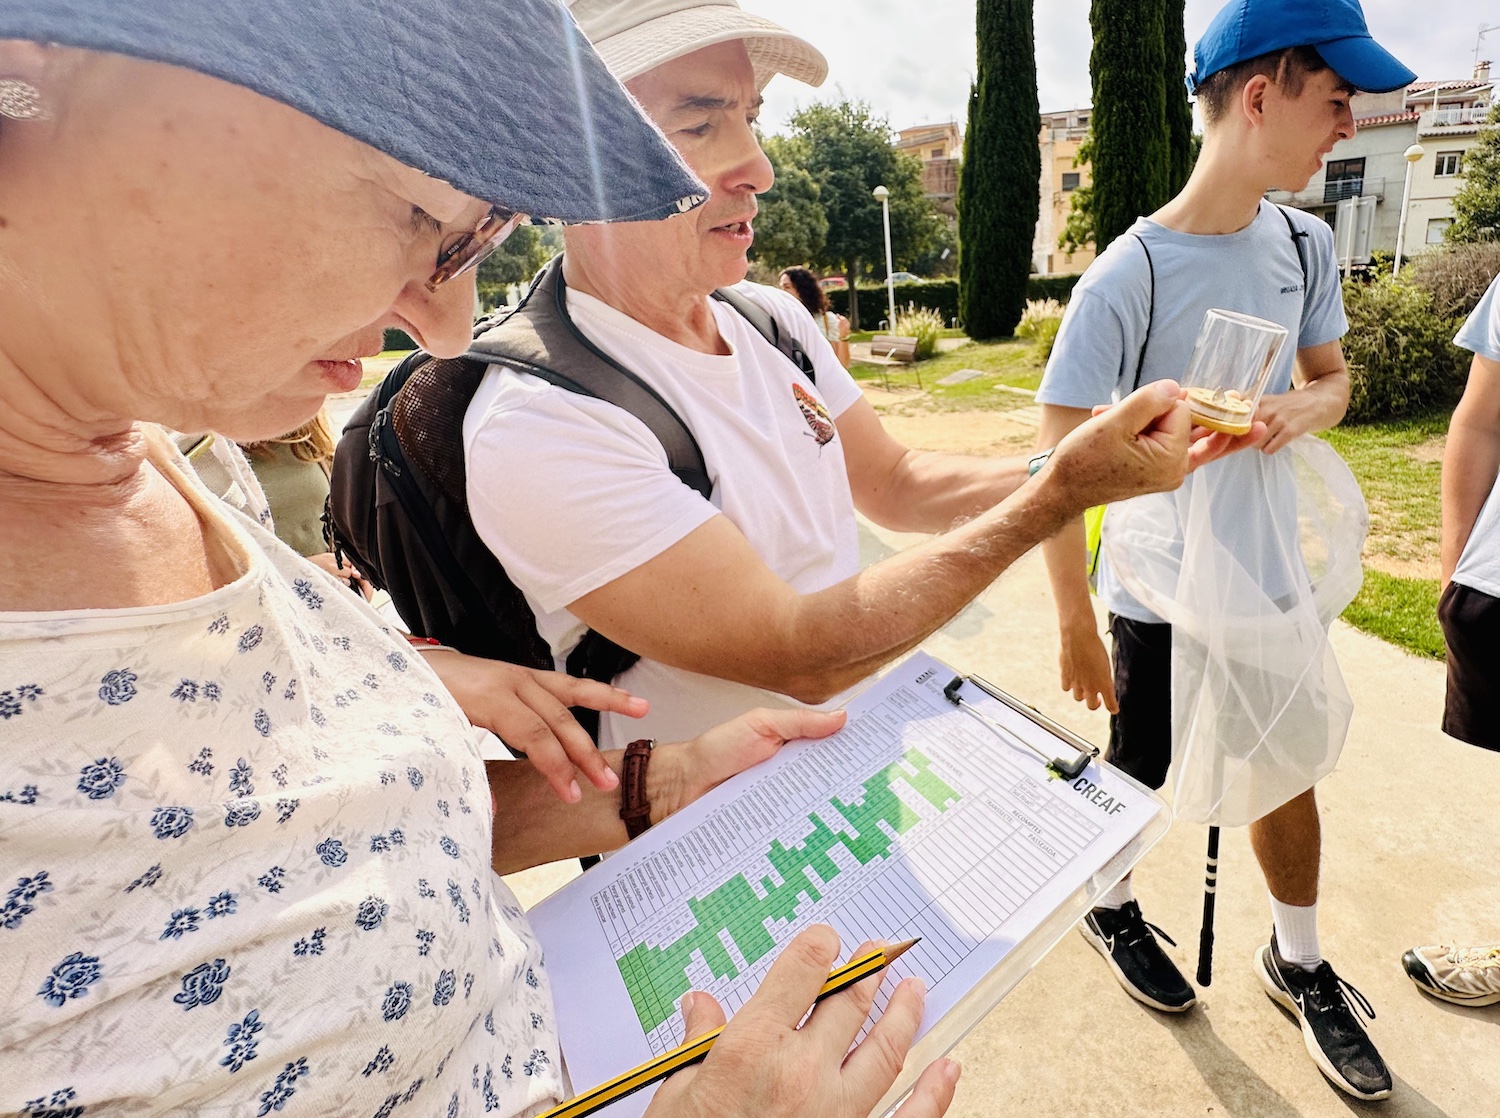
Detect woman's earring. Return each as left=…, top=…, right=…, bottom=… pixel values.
left=0, top=79, right=46, bottom=121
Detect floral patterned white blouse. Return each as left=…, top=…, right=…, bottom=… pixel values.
left=0, top=429, right=562, bottom=1118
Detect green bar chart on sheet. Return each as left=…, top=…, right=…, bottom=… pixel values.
left=609, top=744, right=960, bottom=1032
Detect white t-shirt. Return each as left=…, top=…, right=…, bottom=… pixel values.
left=464, top=282, right=864, bottom=748
left=0, top=430, right=561, bottom=1118
left=1452, top=274, right=1500, bottom=598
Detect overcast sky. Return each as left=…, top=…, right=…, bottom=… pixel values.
left=751, top=0, right=1500, bottom=134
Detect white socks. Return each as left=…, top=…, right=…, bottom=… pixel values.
left=1270, top=896, right=1321, bottom=970
left=1096, top=877, right=1136, bottom=911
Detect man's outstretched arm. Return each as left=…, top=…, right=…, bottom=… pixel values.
left=570, top=384, right=1201, bottom=703
left=834, top=396, right=1031, bottom=534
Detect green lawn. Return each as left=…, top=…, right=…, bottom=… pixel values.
left=1319, top=413, right=1449, bottom=659
left=851, top=338, right=1044, bottom=411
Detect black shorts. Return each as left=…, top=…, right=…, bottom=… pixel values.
left=1107, top=613, right=1173, bottom=790
left=1439, top=581, right=1500, bottom=752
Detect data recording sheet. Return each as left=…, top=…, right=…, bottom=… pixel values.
left=528, top=652, right=1165, bottom=1112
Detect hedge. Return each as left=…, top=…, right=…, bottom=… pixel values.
left=383, top=327, right=417, bottom=352
left=827, top=274, right=1081, bottom=330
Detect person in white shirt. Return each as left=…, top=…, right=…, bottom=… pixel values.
left=465, top=0, right=1253, bottom=751
left=1400, top=272, right=1500, bottom=1008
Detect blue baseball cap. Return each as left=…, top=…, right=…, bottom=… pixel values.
left=1189, top=0, right=1417, bottom=95
left=0, top=0, right=707, bottom=224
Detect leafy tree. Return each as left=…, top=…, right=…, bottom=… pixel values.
left=1089, top=0, right=1172, bottom=251
left=958, top=0, right=1041, bottom=339
left=747, top=133, right=829, bottom=272
left=475, top=224, right=554, bottom=308
left=775, top=100, right=941, bottom=327
left=1060, top=132, right=1097, bottom=255
left=1448, top=104, right=1500, bottom=244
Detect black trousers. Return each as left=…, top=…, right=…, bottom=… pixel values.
left=1107, top=614, right=1174, bottom=791
left=1439, top=581, right=1500, bottom=752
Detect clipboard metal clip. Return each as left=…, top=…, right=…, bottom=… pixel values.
left=942, top=674, right=1100, bottom=781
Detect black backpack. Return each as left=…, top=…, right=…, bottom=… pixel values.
left=327, top=256, right=815, bottom=737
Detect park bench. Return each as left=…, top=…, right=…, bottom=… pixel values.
left=864, top=334, right=922, bottom=390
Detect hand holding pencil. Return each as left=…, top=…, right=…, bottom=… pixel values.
left=642, top=926, right=961, bottom=1118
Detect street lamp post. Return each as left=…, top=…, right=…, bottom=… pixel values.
left=1393, top=143, right=1425, bottom=274
left=873, top=184, right=896, bottom=330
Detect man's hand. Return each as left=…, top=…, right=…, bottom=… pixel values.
left=421, top=649, right=647, bottom=802
left=647, top=926, right=960, bottom=1118
left=1047, top=381, right=1196, bottom=513
left=1059, top=621, right=1117, bottom=713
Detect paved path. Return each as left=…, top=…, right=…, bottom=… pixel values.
left=505, top=524, right=1499, bottom=1118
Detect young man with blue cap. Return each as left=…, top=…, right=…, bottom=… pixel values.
left=1035, top=0, right=1414, bottom=1102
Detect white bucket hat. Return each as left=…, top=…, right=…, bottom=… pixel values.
left=566, top=0, right=828, bottom=89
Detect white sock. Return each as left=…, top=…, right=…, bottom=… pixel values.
left=1270, top=895, right=1321, bottom=970
left=1096, top=877, right=1135, bottom=911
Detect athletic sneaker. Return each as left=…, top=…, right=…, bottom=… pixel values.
left=1255, top=934, right=1391, bottom=1101
left=1079, top=901, right=1196, bottom=1012
left=1403, top=943, right=1500, bottom=1006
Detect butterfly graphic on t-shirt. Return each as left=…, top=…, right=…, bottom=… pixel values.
left=793, top=383, right=835, bottom=448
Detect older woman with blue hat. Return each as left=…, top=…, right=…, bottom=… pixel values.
left=0, top=2, right=958, bottom=1116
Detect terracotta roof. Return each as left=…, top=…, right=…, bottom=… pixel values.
left=1407, top=78, right=1492, bottom=93
left=1356, top=110, right=1420, bottom=126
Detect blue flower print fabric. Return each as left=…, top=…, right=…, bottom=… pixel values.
left=0, top=433, right=560, bottom=1118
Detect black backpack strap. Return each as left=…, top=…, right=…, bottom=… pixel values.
left=466, top=258, right=713, bottom=500
left=710, top=285, right=818, bottom=384
left=1275, top=203, right=1311, bottom=293
left=1130, top=232, right=1157, bottom=392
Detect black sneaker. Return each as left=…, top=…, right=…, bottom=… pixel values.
left=1255, top=934, right=1392, bottom=1101
left=1079, top=901, right=1196, bottom=1012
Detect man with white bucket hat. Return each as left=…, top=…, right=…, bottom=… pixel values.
left=462, top=0, right=1252, bottom=756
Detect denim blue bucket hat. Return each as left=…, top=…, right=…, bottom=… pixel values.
left=0, top=0, right=707, bottom=224
left=1189, top=0, right=1416, bottom=94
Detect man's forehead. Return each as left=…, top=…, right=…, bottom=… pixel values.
left=626, top=40, right=760, bottom=112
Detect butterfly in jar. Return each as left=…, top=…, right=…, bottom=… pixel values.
left=793, top=383, right=835, bottom=448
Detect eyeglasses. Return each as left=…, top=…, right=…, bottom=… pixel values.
left=425, top=204, right=528, bottom=292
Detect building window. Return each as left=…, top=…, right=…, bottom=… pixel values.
left=1076, top=114, right=1089, bottom=126
left=1061, top=172, right=1080, bottom=192
left=1426, top=218, right=1452, bottom=244
left=929, top=147, right=944, bottom=159
left=1435, top=151, right=1463, bottom=177
left=1323, top=158, right=1365, bottom=203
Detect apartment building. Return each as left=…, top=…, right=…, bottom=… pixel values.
left=1032, top=107, right=1096, bottom=276
left=1265, top=63, right=1493, bottom=261
left=894, top=121, right=962, bottom=221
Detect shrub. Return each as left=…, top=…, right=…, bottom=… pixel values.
left=1016, top=298, right=1065, bottom=362
left=1406, top=242, right=1500, bottom=321
left=893, top=304, right=945, bottom=360
left=1341, top=273, right=1468, bottom=423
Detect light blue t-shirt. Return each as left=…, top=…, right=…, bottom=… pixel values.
left=1037, top=202, right=1348, bottom=622
left=1451, top=273, right=1500, bottom=598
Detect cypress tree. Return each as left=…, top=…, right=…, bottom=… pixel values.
left=1089, top=0, right=1172, bottom=251
left=959, top=0, right=1041, bottom=340
left=1163, top=0, right=1194, bottom=194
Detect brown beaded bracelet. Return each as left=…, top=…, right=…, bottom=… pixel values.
left=619, top=738, right=655, bottom=840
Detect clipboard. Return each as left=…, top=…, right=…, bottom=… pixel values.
left=869, top=669, right=1171, bottom=1117
left=528, top=652, right=1171, bottom=1118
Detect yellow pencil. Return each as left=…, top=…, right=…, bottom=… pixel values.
left=536, top=937, right=922, bottom=1118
